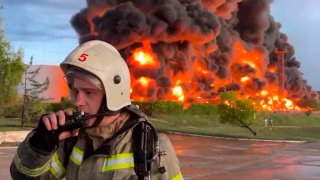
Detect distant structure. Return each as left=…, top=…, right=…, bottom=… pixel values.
left=17, top=65, right=68, bottom=102
left=274, top=48, right=287, bottom=94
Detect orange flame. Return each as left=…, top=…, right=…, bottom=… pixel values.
left=128, top=40, right=304, bottom=111
left=133, top=50, right=157, bottom=66
left=128, top=41, right=160, bottom=69
left=137, top=77, right=150, bottom=87
left=240, top=76, right=250, bottom=83
left=172, top=85, right=184, bottom=102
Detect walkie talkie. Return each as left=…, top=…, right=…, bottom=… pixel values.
left=52, top=111, right=110, bottom=134
left=52, top=111, right=87, bottom=134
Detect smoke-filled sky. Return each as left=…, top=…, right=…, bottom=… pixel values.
left=2, top=0, right=320, bottom=91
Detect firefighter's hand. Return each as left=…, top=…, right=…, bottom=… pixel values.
left=29, top=109, right=79, bottom=153
left=41, top=110, right=79, bottom=140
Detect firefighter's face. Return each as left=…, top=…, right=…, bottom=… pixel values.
left=71, top=76, right=104, bottom=126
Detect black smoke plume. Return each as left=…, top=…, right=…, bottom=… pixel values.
left=71, top=0, right=317, bottom=104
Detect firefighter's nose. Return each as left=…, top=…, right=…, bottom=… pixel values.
left=74, top=93, right=85, bottom=106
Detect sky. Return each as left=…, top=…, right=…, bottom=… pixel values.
left=1, top=0, right=320, bottom=90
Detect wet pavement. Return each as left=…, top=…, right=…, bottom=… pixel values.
left=0, top=147, right=16, bottom=180
left=1, top=134, right=320, bottom=180
left=168, top=133, right=320, bottom=180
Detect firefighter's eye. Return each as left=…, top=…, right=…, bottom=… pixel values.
left=85, top=91, right=94, bottom=96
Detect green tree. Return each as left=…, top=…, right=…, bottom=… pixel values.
left=0, top=8, right=25, bottom=117
left=21, top=57, right=49, bottom=126
left=217, top=91, right=257, bottom=136
left=46, top=97, right=74, bottom=112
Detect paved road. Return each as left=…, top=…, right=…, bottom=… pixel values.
left=1, top=134, right=320, bottom=180
left=168, top=134, right=320, bottom=180
left=0, top=146, right=16, bottom=180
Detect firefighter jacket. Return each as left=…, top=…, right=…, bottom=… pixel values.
left=10, top=111, right=183, bottom=180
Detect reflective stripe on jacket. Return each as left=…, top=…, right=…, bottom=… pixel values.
left=10, top=117, right=183, bottom=180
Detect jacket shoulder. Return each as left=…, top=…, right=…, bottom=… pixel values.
left=124, top=104, right=147, bottom=119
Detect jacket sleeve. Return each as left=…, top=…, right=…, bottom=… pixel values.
left=150, top=133, right=184, bottom=180
left=10, top=130, right=67, bottom=180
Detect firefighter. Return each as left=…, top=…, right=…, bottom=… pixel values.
left=10, top=40, right=183, bottom=180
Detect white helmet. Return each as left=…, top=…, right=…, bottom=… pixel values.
left=60, top=40, right=131, bottom=111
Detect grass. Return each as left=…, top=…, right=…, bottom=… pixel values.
left=0, top=118, right=36, bottom=131
left=1, top=111, right=319, bottom=142
left=148, top=112, right=320, bottom=142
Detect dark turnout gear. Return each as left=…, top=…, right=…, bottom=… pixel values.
left=10, top=107, right=183, bottom=180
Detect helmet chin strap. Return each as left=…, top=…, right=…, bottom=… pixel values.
left=88, top=96, right=120, bottom=128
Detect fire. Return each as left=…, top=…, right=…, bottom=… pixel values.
left=134, top=50, right=157, bottom=66
left=127, top=41, right=160, bottom=69
left=137, top=77, right=150, bottom=87
left=283, top=98, right=294, bottom=109
left=130, top=76, right=156, bottom=101
left=71, top=0, right=316, bottom=113
left=172, top=85, right=184, bottom=102
left=127, top=40, right=304, bottom=111
left=195, top=61, right=209, bottom=75
left=260, top=90, right=268, bottom=96
left=251, top=91, right=302, bottom=111
left=242, top=61, right=256, bottom=69
left=268, top=65, right=277, bottom=73
left=240, top=76, right=250, bottom=83
left=229, top=41, right=304, bottom=111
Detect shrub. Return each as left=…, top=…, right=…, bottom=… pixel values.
left=2, top=96, right=23, bottom=118
left=185, top=103, right=218, bottom=116
left=46, top=97, right=74, bottom=112
left=3, top=103, right=22, bottom=118
left=133, top=101, right=183, bottom=116
left=26, top=99, right=47, bottom=122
